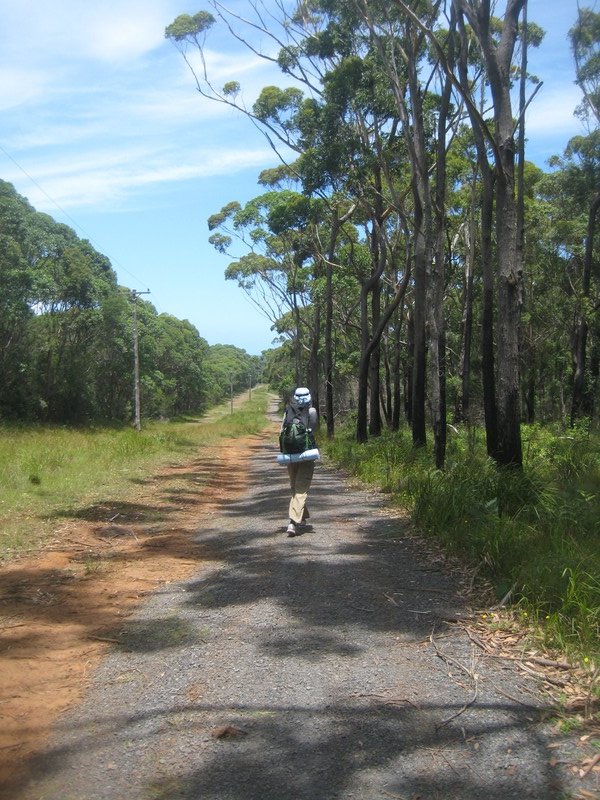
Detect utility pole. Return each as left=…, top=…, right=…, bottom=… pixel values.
left=131, top=289, right=150, bottom=431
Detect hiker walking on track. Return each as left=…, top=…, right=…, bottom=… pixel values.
left=280, top=387, right=319, bottom=537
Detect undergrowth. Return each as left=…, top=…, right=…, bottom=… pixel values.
left=0, top=387, right=269, bottom=559
left=323, top=421, right=600, bottom=670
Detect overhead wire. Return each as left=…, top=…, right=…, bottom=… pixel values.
left=0, top=141, right=155, bottom=299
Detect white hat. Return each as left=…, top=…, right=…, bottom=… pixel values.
left=293, top=387, right=311, bottom=407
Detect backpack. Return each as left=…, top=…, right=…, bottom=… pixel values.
left=279, top=402, right=315, bottom=455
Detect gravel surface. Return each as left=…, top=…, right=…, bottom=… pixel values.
left=16, top=401, right=584, bottom=800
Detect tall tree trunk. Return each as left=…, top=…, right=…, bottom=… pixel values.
left=324, top=205, right=355, bottom=438
left=291, top=287, right=302, bottom=387
left=480, top=171, right=499, bottom=457
left=392, top=311, right=402, bottom=431
left=356, top=170, right=387, bottom=443
left=475, top=0, right=524, bottom=466
left=411, top=219, right=427, bottom=448
left=571, top=193, right=600, bottom=423
left=494, top=139, right=523, bottom=466
left=429, top=31, right=454, bottom=469
left=369, top=281, right=382, bottom=436
left=518, top=1, right=534, bottom=427
left=405, top=31, right=432, bottom=451
left=324, top=256, right=335, bottom=437
left=356, top=277, right=371, bottom=443
left=309, top=300, right=321, bottom=417
left=457, top=211, right=475, bottom=424
left=456, top=10, right=497, bottom=453
left=381, top=338, right=393, bottom=428
left=405, top=310, right=414, bottom=426
left=357, top=284, right=410, bottom=442
left=588, top=317, right=600, bottom=421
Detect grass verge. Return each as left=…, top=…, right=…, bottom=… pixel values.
left=323, top=421, right=600, bottom=675
left=0, top=387, right=269, bottom=560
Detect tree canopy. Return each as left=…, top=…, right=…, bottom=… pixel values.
left=0, top=180, right=263, bottom=424
left=166, top=0, right=600, bottom=469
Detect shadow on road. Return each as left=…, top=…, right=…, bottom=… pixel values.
left=13, top=422, right=571, bottom=800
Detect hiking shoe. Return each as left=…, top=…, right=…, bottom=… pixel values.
left=286, top=522, right=297, bottom=537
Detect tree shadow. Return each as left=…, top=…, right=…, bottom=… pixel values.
left=8, top=442, right=573, bottom=800
left=14, top=696, right=563, bottom=800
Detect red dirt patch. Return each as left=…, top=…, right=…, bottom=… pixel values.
left=0, top=434, right=262, bottom=791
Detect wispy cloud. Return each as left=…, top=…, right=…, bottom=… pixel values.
left=525, top=85, right=582, bottom=137
left=0, top=0, right=172, bottom=64
left=4, top=144, right=274, bottom=212
left=0, top=0, right=586, bottom=219
left=0, top=67, right=53, bottom=111
left=0, top=0, right=283, bottom=216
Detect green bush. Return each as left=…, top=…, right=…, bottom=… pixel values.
left=323, top=422, right=600, bottom=664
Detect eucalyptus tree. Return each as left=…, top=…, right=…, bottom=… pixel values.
left=152, top=315, right=210, bottom=415
left=299, top=23, right=415, bottom=442
left=453, top=0, right=526, bottom=467
left=421, top=120, right=481, bottom=429
left=358, top=0, right=463, bottom=466
left=391, top=0, right=548, bottom=467
left=27, top=233, right=118, bottom=421
left=166, top=3, right=413, bottom=442
left=566, top=7, right=600, bottom=423
left=166, top=6, right=348, bottom=425
left=0, top=179, right=230, bottom=424
left=571, top=6, right=600, bottom=125
left=0, top=181, right=35, bottom=417
left=545, top=131, right=600, bottom=424
left=204, top=343, right=262, bottom=406
left=0, top=180, right=121, bottom=421
left=93, top=288, right=135, bottom=421
left=257, top=4, right=415, bottom=444
left=519, top=163, right=575, bottom=422
left=207, top=189, right=320, bottom=388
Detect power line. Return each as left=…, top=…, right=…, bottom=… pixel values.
left=0, top=141, right=148, bottom=289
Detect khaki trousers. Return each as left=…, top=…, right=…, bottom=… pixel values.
left=287, top=460, right=315, bottom=524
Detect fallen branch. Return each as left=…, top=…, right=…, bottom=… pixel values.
left=465, top=628, right=495, bottom=654
left=493, top=685, right=541, bottom=707
left=580, top=752, right=600, bottom=778
left=430, top=631, right=480, bottom=729
left=518, top=662, right=568, bottom=687
left=526, top=656, right=572, bottom=670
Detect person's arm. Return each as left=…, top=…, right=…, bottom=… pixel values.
left=308, top=407, right=318, bottom=430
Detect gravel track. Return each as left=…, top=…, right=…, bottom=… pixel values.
left=16, top=400, right=581, bottom=800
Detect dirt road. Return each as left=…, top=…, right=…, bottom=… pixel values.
left=3, top=398, right=598, bottom=799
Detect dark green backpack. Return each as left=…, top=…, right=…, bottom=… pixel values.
left=279, top=403, right=314, bottom=454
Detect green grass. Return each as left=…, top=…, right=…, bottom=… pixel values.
left=323, top=421, right=600, bottom=668
left=0, top=386, right=269, bottom=559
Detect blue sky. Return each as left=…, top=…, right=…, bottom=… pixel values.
left=0, top=0, right=589, bottom=355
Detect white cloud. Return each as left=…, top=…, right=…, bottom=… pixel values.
left=4, top=144, right=273, bottom=212
left=0, top=67, right=51, bottom=111
left=525, top=84, right=582, bottom=137
left=0, top=0, right=173, bottom=64
left=84, top=5, right=168, bottom=62
left=201, top=48, right=271, bottom=83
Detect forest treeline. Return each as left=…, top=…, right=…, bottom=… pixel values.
left=0, top=180, right=263, bottom=424
left=164, top=2, right=600, bottom=662
left=168, top=1, right=600, bottom=471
